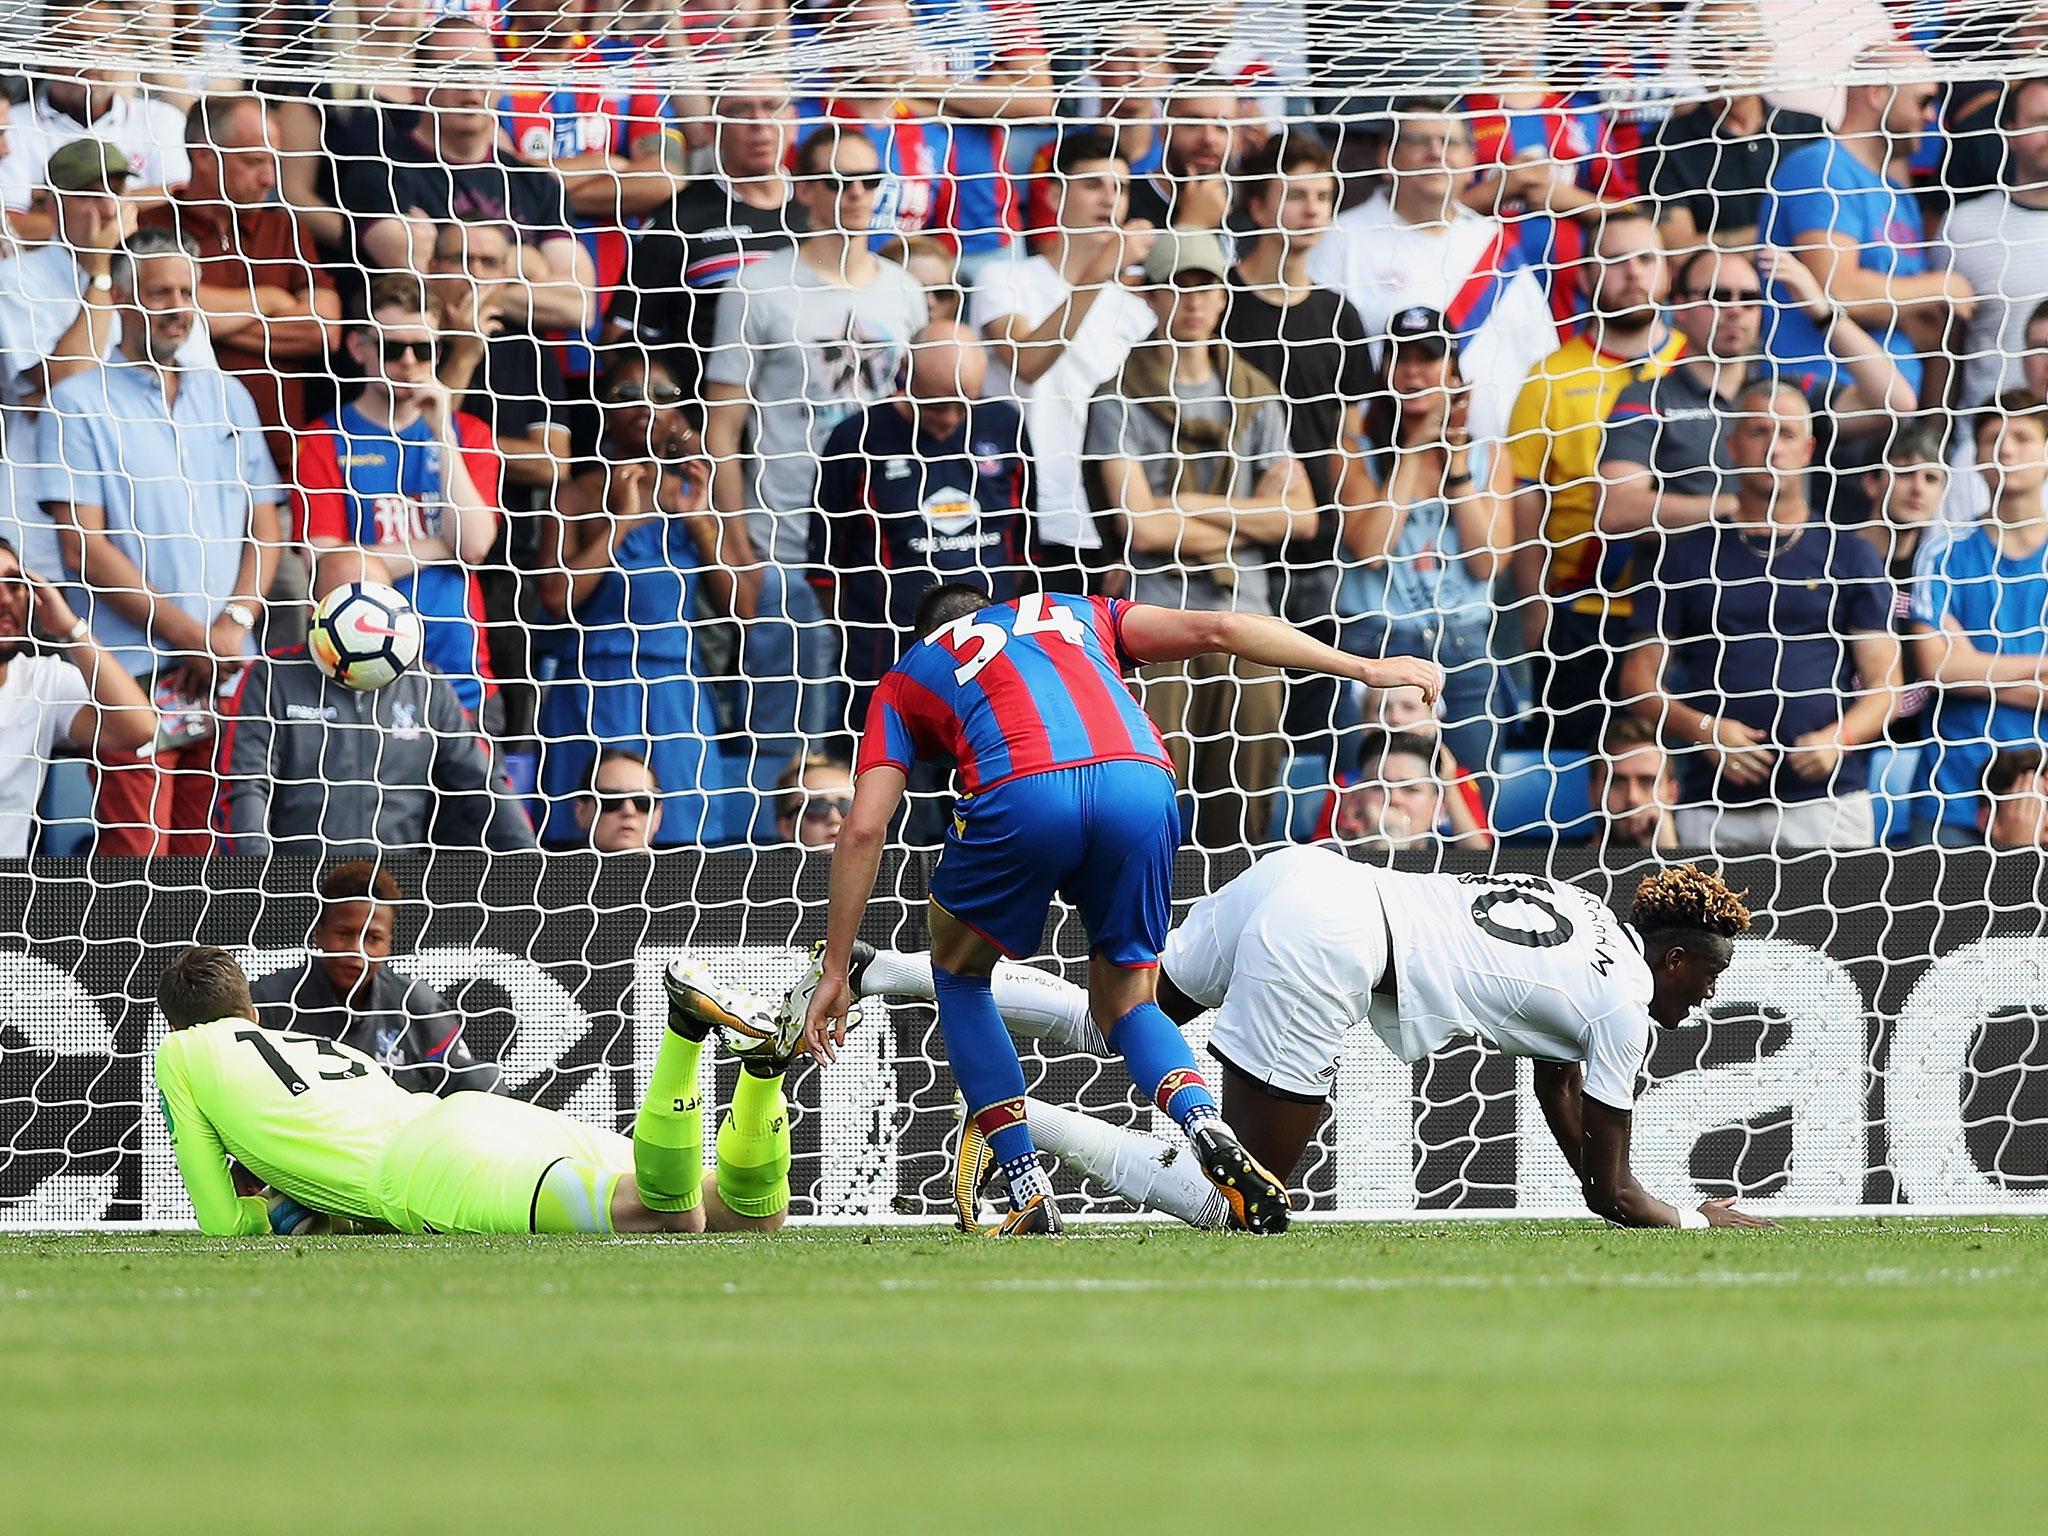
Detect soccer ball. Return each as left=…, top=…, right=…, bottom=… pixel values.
left=308, top=581, right=425, bottom=691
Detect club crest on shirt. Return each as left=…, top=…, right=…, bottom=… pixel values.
left=390, top=701, right=422, bottom=741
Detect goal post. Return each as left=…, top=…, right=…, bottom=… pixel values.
left=1, top=0, right=2047, bottom=1227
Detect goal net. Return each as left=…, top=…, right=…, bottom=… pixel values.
left=3, top=0, right=2047, bottom=1227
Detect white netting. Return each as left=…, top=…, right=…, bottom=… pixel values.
left=2, top=0, right=2047, bottom=1228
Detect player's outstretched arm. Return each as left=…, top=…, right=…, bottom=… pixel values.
left=804, top=765, right=909, bottom=1066
left=1581, top=1099, right=1777, bottom=1229
left=1117, top=606, right=1443, bottom=704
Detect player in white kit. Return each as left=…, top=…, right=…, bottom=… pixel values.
left=786, top=850, right=1774, bottom=1230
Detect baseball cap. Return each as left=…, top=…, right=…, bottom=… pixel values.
left=1142, top=229, right=1231, bottom=286
left=45, top=138, right=130, bottom=195
left=1387, top=305, right=1458, bottom=358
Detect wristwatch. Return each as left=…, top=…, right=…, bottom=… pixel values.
left=89, top=272, right=112, bottom=294
left=222, top=601, right=258, bottom=632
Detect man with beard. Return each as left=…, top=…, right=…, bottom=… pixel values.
left=250, top=860, right=504, bottom=1096
left=1124, top=86, right=1236, bottom=241
left=1505, top=206, right=1684, bottom=751
left=0, top=534, right=155, bottom=856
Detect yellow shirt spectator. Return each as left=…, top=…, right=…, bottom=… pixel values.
left=1509, top=332, right=1687, bottom=617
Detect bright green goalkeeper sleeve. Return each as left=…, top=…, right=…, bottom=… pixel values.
left=156, top=1042, right=270, bottom=1237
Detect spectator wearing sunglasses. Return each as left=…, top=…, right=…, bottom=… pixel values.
left=1595, top=247, right=1912, bottom=551
left=770, top=750, right=853, bottom=849
left=560, top=747, right=665, bottom=853
left=296, top=274, right=505, bottom=726
left=535, top=355, right=740, bottom=847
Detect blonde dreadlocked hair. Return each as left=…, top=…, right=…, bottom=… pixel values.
left=1629, top=865, right=1752, bottom=943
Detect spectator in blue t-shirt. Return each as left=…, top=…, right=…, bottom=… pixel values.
left=1619, top=381, right=1899, bottom=853
left=1909, top=394, right=2048, bottom=846
left=296, top=275, right=502, bottom=725
left=813, top=320, right=1038, bottom=718
left=1761, top=43, right=1974, bottom=406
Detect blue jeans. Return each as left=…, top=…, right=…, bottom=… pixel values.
left=739, top=567, right=841, bottom=761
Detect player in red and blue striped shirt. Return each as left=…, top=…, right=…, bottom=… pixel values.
left=802, top=583, right=1441, bottom=1233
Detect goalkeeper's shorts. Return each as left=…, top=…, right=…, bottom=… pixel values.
left=373, top=1093, right=634, bottom=1234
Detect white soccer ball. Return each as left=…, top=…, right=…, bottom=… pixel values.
left=308, top=580, right=425, bottom=691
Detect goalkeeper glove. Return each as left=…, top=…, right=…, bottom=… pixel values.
left=266, top=1192, right=320, bottom=1236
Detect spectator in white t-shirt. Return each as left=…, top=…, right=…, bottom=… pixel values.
left=0, top=0, right=189, bottom=238
left=1943, top=297, right=2048, bottom=528
left=971, top=130, right=1156, bottom=589
left=1306, top=96, right=1556, bottom=450
left=1947, top=78, right=2048, bottom=409
left=0, top=535, right=156, bottom=856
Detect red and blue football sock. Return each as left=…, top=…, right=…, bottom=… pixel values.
left=1107, top=1000, right=1221, bottom=1135
left=934, top=965, right=1052, bottom=1209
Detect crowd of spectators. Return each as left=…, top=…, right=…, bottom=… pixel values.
left=6, top=0, right=2048, bottom=863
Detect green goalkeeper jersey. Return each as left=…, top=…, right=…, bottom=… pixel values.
left=156, top=1017, right=434, bottom=1235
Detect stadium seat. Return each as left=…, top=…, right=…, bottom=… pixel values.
left=1268, top=752, right=1332, bottom=842
left=1490, top=750, right=1596, bottom=845
left=35, top=758, right=95, bottom=858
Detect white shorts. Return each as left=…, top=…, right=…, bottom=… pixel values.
left=1160, top=847, right=1395, bottom=1102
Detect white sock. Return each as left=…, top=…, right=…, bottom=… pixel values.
left=1025, top=1098, right=1229, bottom=1230
left=857, top=948, right=936, bottom=999
left=857, top=952, right=1106, bottom=1054
left=991, top=965, right=1106, bottom=1053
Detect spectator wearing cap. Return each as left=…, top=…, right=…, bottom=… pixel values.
left=1505, top=206, right=1682, bottom=753
left=1084, top=227, right=1313, bottom=849
left=1339, top=305, right=1516, bottom=779
left=1586, top=712, right=1677, bottom=853
left=138, top=95, right=342, bottom=481
left=1596, top=247, right=1914, bottom=564
left=1984, top=747, right=2048, bottom=850
left=0, top=138, right=135, bottom=575
left=535, top=352, right=738, bottom=848
left=38, top=228, right=284, bottom=856
left=1947, top=78, right=2048, bottom=411
left=1124, top=86, right=1236, bottom=240
left=1620, top=382, right=1898, bottom=853
left=815, top=320, right=1038, bottom=715
left=771, top=750, right=854, bottom=848
left=1909, top=394, right=2048, bottom=847
left=557, top=748, right=665, bottom=854
left=1224, top=133, right=1375, bottom=762
left=0, top=0, right=189, bottom=237
left=1760, top=44, right=1974, bottom=407
left=972, top=130, right=1155, bottom=591
left=1307, top=97, right=1555, bottom=451
left=250, top=860, right=504, bottom=1096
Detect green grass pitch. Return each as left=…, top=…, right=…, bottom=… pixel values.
left=4, top=1219, right=2045, bottom=1535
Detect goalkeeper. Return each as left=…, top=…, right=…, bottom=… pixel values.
left=785, top=856, right=1776, bottom=1231
left=154, top=947, right=794, bottom=1236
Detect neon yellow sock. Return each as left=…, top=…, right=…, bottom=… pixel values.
left=633, top=1030, right=705, bottom=1213
left=714, top=1069, right=791, bottom=1219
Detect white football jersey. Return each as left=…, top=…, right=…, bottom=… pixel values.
left=1196, top=849, right=1656, bottom=1110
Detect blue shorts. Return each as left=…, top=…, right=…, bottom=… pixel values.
left=929, top=760, right=1179, bottom=967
